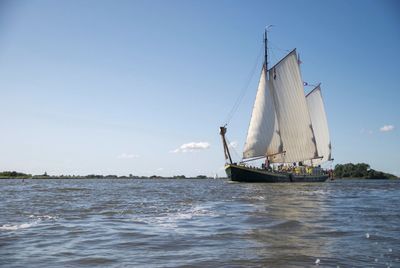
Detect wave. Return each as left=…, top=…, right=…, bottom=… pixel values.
left=130, top=204, right=219, bottom=229
left=29, top=214, right=57, bottom=220
left=0, top=215, right=57, bottom=231
left=56, top=187, right=88, bottom=192
left=0, top=222, right=37, bottom=231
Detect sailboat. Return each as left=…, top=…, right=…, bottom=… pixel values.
left=220, top=29, right=332, bottom=183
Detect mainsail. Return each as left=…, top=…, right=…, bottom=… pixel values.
left=268, top=50, right=318, bottom=163
left=243, top=67, right=282, bottom=159
left=243, top=49, right=318, bottom=163
left=305, top=85, right=331, bottom=165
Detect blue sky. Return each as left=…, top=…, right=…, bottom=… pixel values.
left=0, top=0, right=399, bottom=176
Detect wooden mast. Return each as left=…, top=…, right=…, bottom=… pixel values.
left=219, top=126, right=233, bottom=164
left=264, top=28, right=268, bottom=72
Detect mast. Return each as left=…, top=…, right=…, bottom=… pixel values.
left=243, top=26, right=283, bottom=161
left=264, top=25, right=273, bottom=74
left=264, top=29, right=268, bottom=71
left=220, top=126, right=233, bottom=164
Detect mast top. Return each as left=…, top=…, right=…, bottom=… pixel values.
left=264, top=25, right=274, bottom=72
left=264, top=30, right=268, bottom=70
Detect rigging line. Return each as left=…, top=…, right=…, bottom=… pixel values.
left=268, top=41, right=291, bottom=53
left=304, top=83, right=319, bottom=87
left=223, top=43, right=264, bottom=126
left=269, top=47, right=278, bottom=65
left=268, top=43, right=291, bottom=66
left=268, top=44, right=291, bottom=69
left=225, top=137, right=241, bottom=161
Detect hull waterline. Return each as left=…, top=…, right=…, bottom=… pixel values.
left=225, top=164, right=328, bottom=183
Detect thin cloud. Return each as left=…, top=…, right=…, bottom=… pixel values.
left=171, top=142, right=210, bottom=153
left=380, top=125, right=394, bottom=132
left=117, top=153, right=140, bottom=159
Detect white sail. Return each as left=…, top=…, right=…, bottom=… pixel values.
left=268, top=50, right=318, bottom=163
left=305, top=85, right=331, bottom=165
left=243, top=67, right=282, bottom=159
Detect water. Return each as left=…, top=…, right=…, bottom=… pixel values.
left=1, top=179, right=399, bottom=267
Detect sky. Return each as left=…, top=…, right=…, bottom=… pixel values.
left=0, top=0, right=399, bottom=177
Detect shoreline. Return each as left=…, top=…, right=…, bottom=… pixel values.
left=0, top=176, right=219, bottom=180
left=1, top=176, right=397, bottom=180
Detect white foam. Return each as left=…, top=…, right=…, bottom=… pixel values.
left=0, top=222, right=37, bottom=231
left=1, top=215, right=57, bottom=231
left=30, top=215, right=57, bottom=220
left=131, top=204, right=218, bottom=230
left=250, top=196, right=265, bottom=201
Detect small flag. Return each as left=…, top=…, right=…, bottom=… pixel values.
left=303, top=82, right=308, bottom=86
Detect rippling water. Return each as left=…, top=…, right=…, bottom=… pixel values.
left=1, top=179, right=399, bottom=267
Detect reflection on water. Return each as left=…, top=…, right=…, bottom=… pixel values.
left=0, top=179, right=399, bottom=267
left=239, top=183, right=332, bottom=266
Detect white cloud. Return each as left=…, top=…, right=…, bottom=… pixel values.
left=171, top=142, right=210, bottom=153
left=117, top=153, right=140, bottom=159
left=379, top=125, right=395, bottom=132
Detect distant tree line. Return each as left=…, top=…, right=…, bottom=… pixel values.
left=334, top=163, right=397, bottom=179
left=0, top=171, right=214, bottom=180
left=0, top=171, right=31, bottom=178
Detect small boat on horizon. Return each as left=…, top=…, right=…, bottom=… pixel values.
left=220, top=28, right=332, bottom=183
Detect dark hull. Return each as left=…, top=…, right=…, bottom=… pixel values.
left=225, top=164, right=328, bottom=183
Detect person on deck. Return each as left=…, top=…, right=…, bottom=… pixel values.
left=264, top=158, right=270, bottom=170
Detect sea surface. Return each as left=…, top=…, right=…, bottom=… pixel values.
left=1, top=179, right=399, bottom=267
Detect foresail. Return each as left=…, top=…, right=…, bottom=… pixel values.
left=243, top=67, right=282, bottom=159
left=268, top=50, right=318, bottom=163
left=305, top=85, right=331, bottom=165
